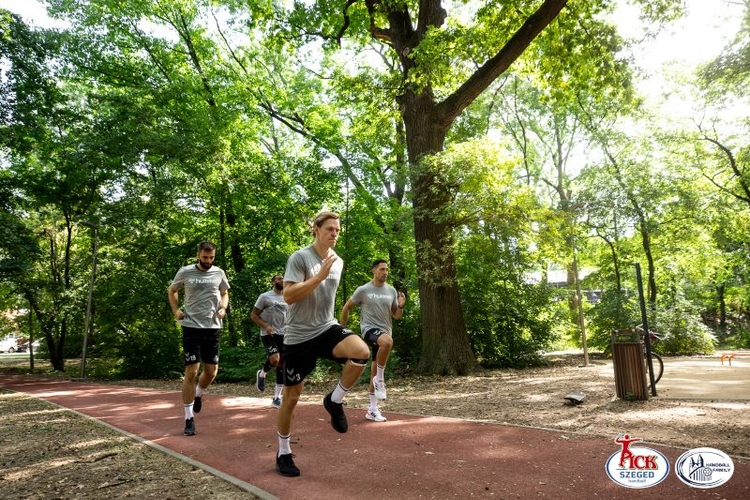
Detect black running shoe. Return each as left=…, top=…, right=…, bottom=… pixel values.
left=184, top=417, right=195, bottom=436
left=193, top=395, right=202, bottom=413
left=323, top=392, right=348, bottom=433
left=256, top=369, right=266, bottom=392
left=276, top=453, right=300, bottom=477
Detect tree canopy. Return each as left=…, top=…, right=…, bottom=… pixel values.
left=1, top=0, right=746, bottom=379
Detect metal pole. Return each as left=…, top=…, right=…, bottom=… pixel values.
left=28, top=299, right=35, bottom=371
left=80, top=222, right=98, bottom=379
left=635, top=263, right=657, bottom=396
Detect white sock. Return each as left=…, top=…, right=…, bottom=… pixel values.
left=278, top=432, right=292, bottom=455
left=195, top=384, right=204, bottom=397
left=376, top=364, right=385, bottom=381
left=274, top=384, right=283, bottom=399
left=368, top=392, right=377, bottom=412
left=184, top=403, right=194, bottom=419
left=331, top=382, right=348, bottom=403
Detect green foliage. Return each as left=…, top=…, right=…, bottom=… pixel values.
left=652, top=300, right=716, bottom=356
left=85, top=357, right=123, bottom=379
left=114, top=326, right=183, bottom=380
left=463, top=276, right=558, bottom=368
left=216, top=344, right=263, bottom=383
left=729, top=323, right=750, bottom=349
left=447, top=140, right=559, bottom=367
left=586, top=290, right=641, bottom=352
left=0, top=0, right=740, bottom=380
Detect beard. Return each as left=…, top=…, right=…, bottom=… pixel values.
left=274, top=282, right=283, bottom=291
left=198, top=261, right=213, bottom=270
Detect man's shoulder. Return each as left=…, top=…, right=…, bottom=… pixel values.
left=289, top=245, right=313, bottom=261
left=174, top=264, right=195, bottom=276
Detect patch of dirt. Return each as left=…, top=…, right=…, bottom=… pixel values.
left=0, top=389, right=255, bottom=499
left=1, top=354, right=749, bottom=498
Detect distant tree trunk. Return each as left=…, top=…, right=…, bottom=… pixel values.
left=716, top=283, right=727, bottom=334
left=219, top=206, right=238, bottom=346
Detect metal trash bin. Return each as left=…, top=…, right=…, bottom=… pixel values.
left=611, top=329, right=648, bottom=400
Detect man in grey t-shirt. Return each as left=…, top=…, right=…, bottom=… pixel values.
left=251, top=274, right=287, bottom=407
left=340, top=259, right=405, bottom=422
left=168, top=240, right=229, bottom=437
left=274, top=211, right=370, bottom=478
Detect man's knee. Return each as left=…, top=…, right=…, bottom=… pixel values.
left=334, top=335, right=369, bottom=360
left=184, top=368, right=199, bottom=385
left=378, top=334, right=393, bottom=349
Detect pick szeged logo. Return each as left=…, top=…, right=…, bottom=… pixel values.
left=674, top=447, right=734, bottom=488
left=605, top=434, right=670, bottom=488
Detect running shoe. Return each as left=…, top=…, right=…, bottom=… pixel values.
left=365, top=408, right=387, bottom=422
left=372, top=377, right=387, bottom=400
left=256, top=369, right=265, bottom=392
left=183, top=417, right=195, bottom=436
left=272, top=397, right=282, bottom=408
left=276, top=453, right=300, bottom=477
left=193, top=395, right=202, bottom=413
left=323, top=392, right=348, bottom=433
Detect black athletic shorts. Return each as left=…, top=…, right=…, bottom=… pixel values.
left=363, top=328, right=387, bottom=360
left=182, top=326, right=220, bottom=366
left=262, top=334, right=283, bottom=358
left=281, top=324, right=355, bottom=386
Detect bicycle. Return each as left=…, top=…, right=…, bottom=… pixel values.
left=635, top=324, right=663, bottom=388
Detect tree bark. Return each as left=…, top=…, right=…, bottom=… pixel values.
left=401, top=95, right=475, bottom=374
left=377, top=0, right=568, bottom=374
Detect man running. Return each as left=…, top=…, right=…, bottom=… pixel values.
left=340, top=259, right=405, bottom=422
left=168, top=240, right=230, bottom=436
left=251, top=274, right=287, bottom=408
left=274, top=211, right=370, bottom=477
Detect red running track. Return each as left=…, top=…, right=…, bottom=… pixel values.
left=1, top=375, right=748, bottom=500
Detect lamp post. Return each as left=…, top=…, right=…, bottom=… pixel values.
left=80, top=221, right=98, bottom=379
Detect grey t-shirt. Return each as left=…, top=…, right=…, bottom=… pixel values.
left=349, top=280, right=398, bottom=336
left=283, top=245, right=343, bottom=345
left=253, top=290, right=288, bottom=336
left=171, top=264, right=230, bottom=329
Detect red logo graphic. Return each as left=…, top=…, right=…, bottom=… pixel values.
left=606, top=434, right=670, bottom=488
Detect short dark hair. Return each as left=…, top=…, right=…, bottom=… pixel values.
left=197, top=241, right=216, bottom=253
left=371, top=259, right=388, bottom=270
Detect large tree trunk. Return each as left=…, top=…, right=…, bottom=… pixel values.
left=403, top=96, right=476, bottom=375
left=378, top=0, right=567, bottom=374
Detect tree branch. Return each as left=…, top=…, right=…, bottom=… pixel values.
left=437, top=0, right=568, bottom=130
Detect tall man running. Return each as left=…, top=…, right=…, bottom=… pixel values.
left=340, top=259, right=405, bottom=422
left=275, top=211, right=370, bottom=477
left=251, top=274, right=287, bottom=408
left=168, top=240, right=230, bottom=436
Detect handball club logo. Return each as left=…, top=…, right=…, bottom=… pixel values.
left=606, top=435, right=734, bottom=489
left=605, top=434, right=669, bottom=488
left=674, top=447, right=734, bottom=488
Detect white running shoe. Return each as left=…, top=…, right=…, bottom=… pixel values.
left=372, top=377, right=387, bottom=400
left=365, top=408, right=387, bottom=422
